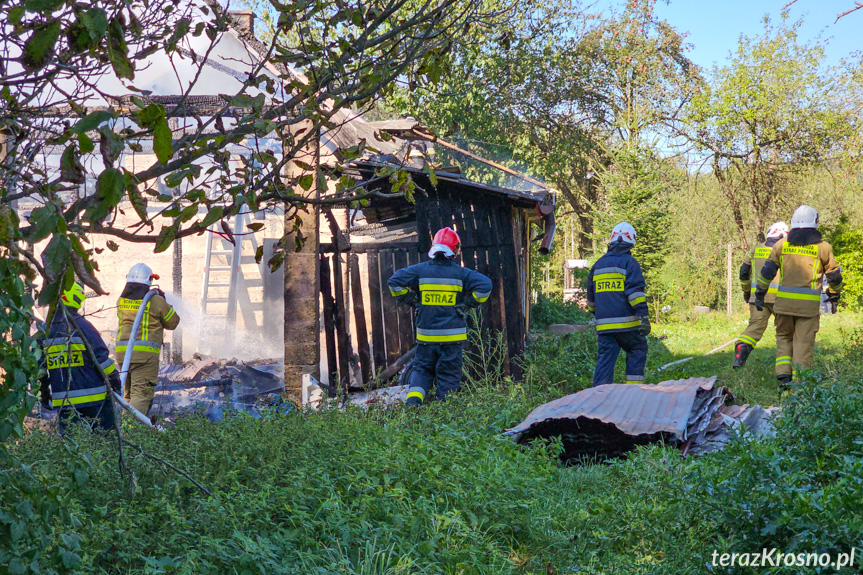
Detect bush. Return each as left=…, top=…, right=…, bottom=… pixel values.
left=822, top=216, right=863, bottom=311
left=530, top=293, right=592, bottom=328
left=673, top=373, right=863, bottom=568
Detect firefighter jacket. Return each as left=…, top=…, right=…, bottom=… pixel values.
left=586, top=242, right=649, bottom=333
left=387, top=257, right=492, bottom=344
left=757, top=229, right=843, bottom=317
left=116, top=283, right=180, bottom=363
left=41, top=307, right=120, bottom=409
left=740, top=237, right=781, bottom=304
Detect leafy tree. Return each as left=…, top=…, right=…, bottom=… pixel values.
left=385, top=0, right=701, bottom=256
left=680, top=16, right=860, bottom=252
left=0, top=0, right=501, bottom=556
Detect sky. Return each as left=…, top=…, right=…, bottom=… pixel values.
left=647, top=0, right=861, bottom=70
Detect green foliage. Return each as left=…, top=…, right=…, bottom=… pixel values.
left=529, top=293, right=592, bottom=328
left=675, top=375, right=863, bottom=562
left=684, top=16, right=860, bottom=248
left=5, top=313, right=863, bottom=573
left=822, top=215, right=863, bottom=310
left=593, top=147, right=679, bottom=282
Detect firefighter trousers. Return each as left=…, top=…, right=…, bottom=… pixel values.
left=406, top=343, right=463, bottom=405
left=58, top=402, right=116, bottom=435
left=737, top=303, right=774, bottom=348
left=593, top=331, right=648, bottom=386
left=123, top=355, right=160, bottom=416
left=774, top=313, right=819, bottom=378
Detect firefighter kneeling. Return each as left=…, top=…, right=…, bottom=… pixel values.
left=754, top=205, right=842, bottom=387
left=388, top=227, right=492, bottom=406
left=587, top=222, right=651, bottom=386
left=40, top=283, right=121, bottom=434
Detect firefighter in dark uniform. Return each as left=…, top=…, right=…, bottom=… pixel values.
left=733, top=221, right=789, bottom=368
left=388, top=227, right=493, bottom=405
left=39, top=283, right=121, bottom=433
left=587, top=222, right=651, bottom=386
left=755, top=205, right=842, bottom=386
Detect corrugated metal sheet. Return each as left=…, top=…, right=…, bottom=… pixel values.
left=505, top=377, right=719, bottom=441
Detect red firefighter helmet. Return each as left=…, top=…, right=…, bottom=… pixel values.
left=429, top=227, right=461, bottom=258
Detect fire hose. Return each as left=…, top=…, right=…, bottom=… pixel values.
left=115, top=289, right=160, bottom=429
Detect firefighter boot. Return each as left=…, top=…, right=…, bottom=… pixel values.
left=732, top=342, right=754, bottom=369
left=777, top=374, right=793, bottom=394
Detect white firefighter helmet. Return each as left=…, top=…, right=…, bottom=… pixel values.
left=790, top=205, right=819, bottom=229
left=609, top=222, right=637, bottom=245
left=126, top=262, right=154, bottom=285
left=766, top=221, right=789, bottom=239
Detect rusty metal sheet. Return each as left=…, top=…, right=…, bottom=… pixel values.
left=505, top=377, right=718, bottom=441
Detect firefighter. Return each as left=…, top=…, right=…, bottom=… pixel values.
left=40, top=282, right=120, bottom=434
left=732, top=221, right=789, bottom=368
left=387, top=227, right=492, bottom=406
left=754, top=205, right=842, bottom=386
left=587, top=222, right=651, bottom=386
left=116, top=263, right=180, bottom=416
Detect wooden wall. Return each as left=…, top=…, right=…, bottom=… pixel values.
left=318, top=183, right=529, bottom=390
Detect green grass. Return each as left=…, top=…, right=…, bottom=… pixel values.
left=3, top=312, right=863, bottom=574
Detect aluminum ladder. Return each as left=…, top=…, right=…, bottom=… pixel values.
left=198, top=205, right=265, bottom=350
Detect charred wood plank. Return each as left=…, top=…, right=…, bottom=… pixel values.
left=319, top=255, right=339, bottom=387
left=366, top=251, right=387, bottom=372
left=349, top=254, right=372, bottom=385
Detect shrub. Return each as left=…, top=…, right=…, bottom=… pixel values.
left=530, top=293, right=592, bottom=328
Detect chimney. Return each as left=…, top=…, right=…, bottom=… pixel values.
left=228, top=10, right=255, bottom=35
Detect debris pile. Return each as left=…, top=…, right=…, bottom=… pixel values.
left=152, top=355, right=286, bottom=421
left=504, top=377, right=777, bottom=461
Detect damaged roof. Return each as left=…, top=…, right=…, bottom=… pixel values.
left=506, top=377, right=721, bottom=441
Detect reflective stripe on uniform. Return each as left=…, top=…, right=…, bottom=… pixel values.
left=594, top=267, right=627, bottom=277
left=472, top=290, right=491, bottom=303
left=776, top=356, right=793, bottom=366
left=628, top=291, right=646, bottom=305
left=407, top=387, right=425, bottom=401
left=776, top=286, right=821, bottom=301
left=738, top=335, right=757, bottom=347
left=100, top=357, right=117, bottom=375
left=750, top=281, right=779, bottom=295
left=595, top=316, right=640, bottom=332
left=756, top=274, right=771, bottom=287
left=594, top=272, right=625, bottom=281
left=43, top=336, right=85, bottom=347
left=45, top=343, right=86, bottom=354
left=625, top=375, right=644, bottom=384
left=164, top=308, right=176, bottom=321
left=52, top=385, right=108, bottom=407
left=390, top=287, right=409, bottom=296
left=419, top=277, right=463, bottom=292
left=416, top=327, right=467, bottom=343
left=115, top=340, right=162, bottom=353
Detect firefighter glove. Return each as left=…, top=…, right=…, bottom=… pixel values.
left=153, top=288, right=166, bottom=298
left=109, top=372, right=122, bottom=393
left=827, top=291, right=841, bottom=314
left=403, top=290, right=419, bottom=307
left=743, top=291, right=751, bottom=304
left=753, top=291, right=765, bottom=312
left=639, top=316, right=651, bottom=336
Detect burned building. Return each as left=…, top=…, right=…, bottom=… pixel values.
left=307, top=119, right=556, bottom=393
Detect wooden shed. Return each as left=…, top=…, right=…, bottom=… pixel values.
left=314, top=124, right=556, bottom=392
